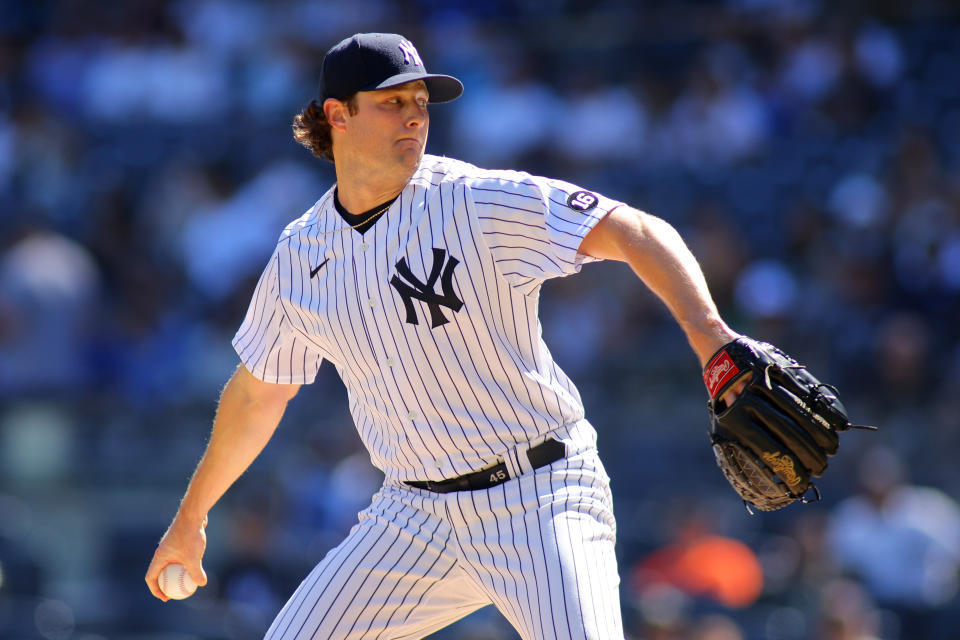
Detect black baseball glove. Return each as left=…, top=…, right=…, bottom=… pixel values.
left=703, top=337, right=874, bottom=512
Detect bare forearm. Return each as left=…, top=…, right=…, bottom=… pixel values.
left=146, top=365, right=299, bottom=600
left=177, top=365, right=297, bottom=524
left=581, top=207, right=737, bottom=366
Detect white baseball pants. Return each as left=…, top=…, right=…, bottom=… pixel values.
left=263, top=443, right=623, bottom=639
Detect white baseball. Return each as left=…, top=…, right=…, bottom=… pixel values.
left=159, top=563, right=198, bottom=600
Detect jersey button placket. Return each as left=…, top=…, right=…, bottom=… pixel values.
left=359, top=236, right=378, bottom=316
left=352, top=232, right=379, bottom=371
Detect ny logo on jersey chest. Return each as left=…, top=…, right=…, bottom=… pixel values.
left=390, top=248, right=463, bottom=328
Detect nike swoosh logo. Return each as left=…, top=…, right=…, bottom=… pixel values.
left=310, top=258, right=329, bottom=279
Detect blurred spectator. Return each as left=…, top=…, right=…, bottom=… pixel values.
left=853, top=23, right=904, bottom=89
left=827, top=172, right=889, bottom=231
left=734, top=258, right=798, bottom=322
left=892, top=197, right=959, bottom=296
left=81, top=44, right=228, bottom=123
left=777, top=34, right=845, bottom=105
left=873, top=312, right=931, bottom=404
left=178, top=160, right=324, bottom=301
left=632, top=506, right=764, bottom=610
left=657, top=55, right=770, bottom=168
left=451, top=53, right=560, bottom=166
left=0, top=231, right=101, bottom=394
left=0, top=404, right=74, bottom=488
left=827, top=446, right=960, bottom=639
left=171, top=0, right=272, bottom=60
left=628, top=585, right=747, bottom=640
left=690, top=614, right=746, bottom=640
left=815, top=578, right=882, bottom=640
left=553, top=80, right=648, bottom=165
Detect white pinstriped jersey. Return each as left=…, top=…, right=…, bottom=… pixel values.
left=233, top=154, right=624, bottom=483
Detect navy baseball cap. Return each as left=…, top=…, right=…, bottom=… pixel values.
left=319, top=33, right=463, bottom=104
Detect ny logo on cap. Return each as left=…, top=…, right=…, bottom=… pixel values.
left=398, top=39, right=423, bottom=67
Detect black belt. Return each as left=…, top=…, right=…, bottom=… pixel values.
left=405, top=437, right=566, bottom=493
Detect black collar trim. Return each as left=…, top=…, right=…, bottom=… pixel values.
left=333, top=188, right=399, bottom=235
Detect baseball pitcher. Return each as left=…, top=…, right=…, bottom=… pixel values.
left=146, top=33, right=868, bottom=639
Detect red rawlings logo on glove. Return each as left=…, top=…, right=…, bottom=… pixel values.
left=704, top=350, right=740, bottom=399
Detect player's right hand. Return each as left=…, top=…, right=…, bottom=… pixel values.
left=145, top=514, right=209, bottom=602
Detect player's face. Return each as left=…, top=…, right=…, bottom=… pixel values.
left=343, top=81, right=430, bottom=176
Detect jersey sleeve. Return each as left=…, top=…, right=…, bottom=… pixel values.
left=469, top=171, right=625, bottom=287
left=231, top=249, right=323, bottom=385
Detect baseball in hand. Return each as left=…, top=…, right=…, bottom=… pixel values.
left=159, top=563, right=198, bottom=600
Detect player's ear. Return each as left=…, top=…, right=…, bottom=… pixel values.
left=324, top=98, right=350, bottom=132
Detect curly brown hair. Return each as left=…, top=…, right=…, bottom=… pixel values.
left=291, top=95, right=358, bottom=163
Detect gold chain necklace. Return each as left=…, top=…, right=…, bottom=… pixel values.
left=320, top=201, right=392, bottom=235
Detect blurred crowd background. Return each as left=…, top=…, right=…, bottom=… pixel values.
left=2, top=0, right=960, bottom=638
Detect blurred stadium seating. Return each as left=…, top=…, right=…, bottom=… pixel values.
left=2, top=1, right=959, bottom=638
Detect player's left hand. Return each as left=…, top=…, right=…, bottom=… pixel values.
left=145, top=514, right=209, bottom=601
left=703, top=337, right=876, bottom=512
left=717, top=373, right=750, bottom=407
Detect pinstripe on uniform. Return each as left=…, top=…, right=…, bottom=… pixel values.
left=234, top=154, right=626, bottom=639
